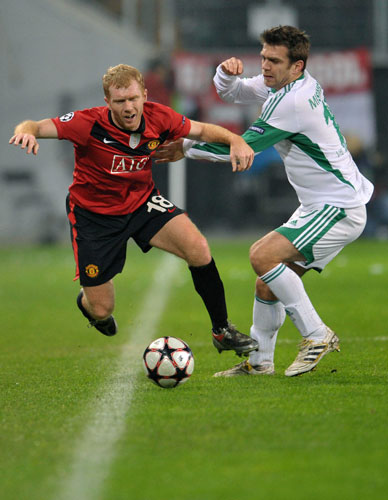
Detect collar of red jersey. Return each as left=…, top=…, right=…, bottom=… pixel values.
left=108, top=111, right=146, bottom=134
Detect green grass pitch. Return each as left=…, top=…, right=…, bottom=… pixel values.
left=1, top=238, right=388, bottom=500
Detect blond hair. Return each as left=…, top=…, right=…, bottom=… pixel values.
left=102, top=64, right=145, bottom=97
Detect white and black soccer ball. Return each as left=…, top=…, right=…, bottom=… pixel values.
left=143, top=336, right=194, bottom=389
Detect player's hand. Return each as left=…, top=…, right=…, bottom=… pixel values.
left=229, top=137, right=254, bottom=172
left=153, top=139, right=185, bottom=164
left=221, top=57, right=244, bottom=76
left=9, top=133, right=40, bottom=155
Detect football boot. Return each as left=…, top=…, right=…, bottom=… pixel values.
left=214, top=359, right=274, bottom=377
left=285, top=327, right=340, bottom=377
left=212, top=322, right=259, bottom=356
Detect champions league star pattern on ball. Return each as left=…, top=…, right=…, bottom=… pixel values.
left=143, top=337, right=194, bottom=389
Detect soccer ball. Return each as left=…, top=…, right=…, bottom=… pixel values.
left=143, top=336, right=194, bottom=388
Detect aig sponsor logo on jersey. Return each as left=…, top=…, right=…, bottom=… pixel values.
left=249, top=125, right=265, bottom=135
left=111, top=155, right=149, bottom=173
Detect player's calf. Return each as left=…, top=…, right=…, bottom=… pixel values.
left=77, top=290, right=118, bottom=337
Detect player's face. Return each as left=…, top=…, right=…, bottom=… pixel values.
left=105, top=80, right=147, bottom=131
left=260, top=44, right=303, bottom=91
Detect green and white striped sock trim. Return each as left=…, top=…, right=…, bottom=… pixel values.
left=260, top=264, right=286, bottom=284
left=255, top=296, right=280, bottom=305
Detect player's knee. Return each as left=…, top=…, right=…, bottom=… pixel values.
left=185, top=234, right=211, bottom=266
left=249, top=241, right=265, bottom=273
left=250, top=239, right=279, bottom=275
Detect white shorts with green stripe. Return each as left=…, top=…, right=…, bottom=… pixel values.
left=275, top=204, right=367, bottom=271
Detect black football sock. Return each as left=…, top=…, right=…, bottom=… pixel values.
left=189, top=257, right=228, bottom=331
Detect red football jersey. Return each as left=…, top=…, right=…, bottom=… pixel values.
left=53, top=102, right=191, bottom=215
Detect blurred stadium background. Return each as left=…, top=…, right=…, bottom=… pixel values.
left=2, top=0, right=388, bottom=243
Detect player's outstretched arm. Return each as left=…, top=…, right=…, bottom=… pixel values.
left=9, top=119, right=58, bottom=155
left=187, top=120, right=254, bottom=172
left=154, top=118, right=289, bottom=167
left=157, top=117, right=291, bottom=166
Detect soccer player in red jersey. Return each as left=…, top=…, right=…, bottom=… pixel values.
left=9, top=63, right=258, bottom=356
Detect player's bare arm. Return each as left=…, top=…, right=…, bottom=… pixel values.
left=220, top=57, right=244, bottom=76
left=9, top=119, right=58, bottom=155
left=187, top=120, right=254, bottom=172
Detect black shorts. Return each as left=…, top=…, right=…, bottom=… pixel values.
left=66, top=188, right=184, bottom=286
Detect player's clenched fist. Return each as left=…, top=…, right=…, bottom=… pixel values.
left=220, top=57, right=244, bottom=76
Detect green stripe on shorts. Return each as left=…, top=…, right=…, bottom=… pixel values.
left=275, top=205, right=346, bottom=264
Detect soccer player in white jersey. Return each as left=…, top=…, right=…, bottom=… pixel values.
left=154, top=25, right=374, bottom=377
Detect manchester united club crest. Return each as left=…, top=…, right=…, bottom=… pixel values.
left=147, top=140, right=160, bottom=150
left=85, top=264, right=99, bottom=278
left=129, top=133, right=141, bottom=149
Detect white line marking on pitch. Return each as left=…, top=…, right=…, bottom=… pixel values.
left=54, top=253, right=182, bottom=500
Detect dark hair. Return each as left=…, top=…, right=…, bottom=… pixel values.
left=260, top=25, right=310, bottom=70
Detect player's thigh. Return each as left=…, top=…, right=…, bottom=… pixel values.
left=67, top=197, right=128, bottom=285
left=250, top=231, right=304, bottom=272
left=150, top=214, right=211, bottom=266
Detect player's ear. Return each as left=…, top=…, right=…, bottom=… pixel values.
left=144, top=88, right=148, bottom=102
left=294, top=59, right=304, bottom=73
left=104, top=96, right=110, bottom=108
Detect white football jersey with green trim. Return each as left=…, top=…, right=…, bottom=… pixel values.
left=184, top=66, right=373, bottom=210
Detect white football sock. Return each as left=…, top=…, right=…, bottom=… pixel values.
left=260, top=264, right=326, bottom=340
left=249, top=296, right=286, bottom=366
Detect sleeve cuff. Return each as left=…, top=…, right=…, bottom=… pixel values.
left=182, top=138, right=196, bottom=155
